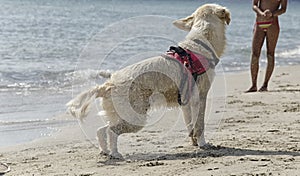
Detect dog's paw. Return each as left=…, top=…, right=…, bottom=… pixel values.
left=100, top=150, right=110, bottom=156
left=191, top=137, right=198, bottom=146
left=199, top=143, right=212, bottom=150
left=199, top=143, right=219, bottom=150
left=109, top=152, right=124, bottom=160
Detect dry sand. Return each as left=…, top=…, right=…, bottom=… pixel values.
left=1, top=65, right=299, bottom=176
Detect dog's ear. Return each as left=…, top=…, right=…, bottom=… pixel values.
left=217, top=8, right=231, bottom=25
left=173, top=15, right=194, bottom=31
left=224, top=10, right=231, bottom=25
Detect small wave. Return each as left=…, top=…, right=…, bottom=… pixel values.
left=276, top=46, right=300, bottom=59
left=0, top=118, right=75, bottom=132
left=0, top=70, right=70, bottom=91
left=65, top=69, right=111, bottom=85
left=0, top=119, right=48, bottom=126
left=0, top=69, right=112, bottom=93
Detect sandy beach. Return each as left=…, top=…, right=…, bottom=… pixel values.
left=1, top=65, right=299, bottom=176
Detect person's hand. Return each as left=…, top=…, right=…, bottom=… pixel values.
left=263, top=9, right=273, bottom=17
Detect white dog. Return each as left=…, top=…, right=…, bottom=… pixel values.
left=67, top=4, right=230, bottom=159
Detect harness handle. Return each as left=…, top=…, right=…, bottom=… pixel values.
left=169, top=46, right=188, bottom=58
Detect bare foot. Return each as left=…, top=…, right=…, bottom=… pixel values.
left=245, top=86, right=257, bottom=93
left=259, top=86, right=268, bottom=92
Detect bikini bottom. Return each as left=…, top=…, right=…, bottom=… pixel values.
left=256, top=21, right=273, bottom=32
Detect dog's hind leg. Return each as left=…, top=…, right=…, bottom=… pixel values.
left=97, top=125, right=110, bottom=155
left=192, top=96, right=207, bottom=147
left=107, top=127, right=123, bottom=159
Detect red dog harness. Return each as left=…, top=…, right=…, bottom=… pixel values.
left=166, top=48, right=210, bottom=76
left=162, top=45, right=218, bottom=105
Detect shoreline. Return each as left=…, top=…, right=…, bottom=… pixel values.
left=0, top=63, right=295, bottom=148
left=1, top=65, right=299, bottom=175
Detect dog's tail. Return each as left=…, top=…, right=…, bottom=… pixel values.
left=66, top=83, right=114, bottom=120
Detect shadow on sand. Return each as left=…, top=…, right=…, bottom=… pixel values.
left=98, top=144, right=300, bottom=165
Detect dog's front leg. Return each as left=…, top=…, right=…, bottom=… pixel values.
left=182, top=104, right=197, bottom=146
left=192, top=95, right=207, bottom=147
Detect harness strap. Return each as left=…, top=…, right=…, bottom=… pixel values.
left=162, top=54, right=192, bottom=106
left=193, top=39, right=219, bottom=68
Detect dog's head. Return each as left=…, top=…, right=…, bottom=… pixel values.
left=173, top=4, right=231, bottom=31
left=173, top=4, right=231, bottom=57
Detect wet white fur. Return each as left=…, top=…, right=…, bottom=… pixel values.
left=66, top=4, right=230, bottom=159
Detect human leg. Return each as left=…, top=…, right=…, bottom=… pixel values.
left=246, top=25, right=266, bottom=92
left=259, top=21, right=280, bottom=91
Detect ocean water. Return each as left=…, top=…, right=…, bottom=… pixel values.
left=1, top=0, right=299, bottom=147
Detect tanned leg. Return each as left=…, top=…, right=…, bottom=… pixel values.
left=259, top=21, right=280, bottom=92
left=246, top=24, right=266, bottom=93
